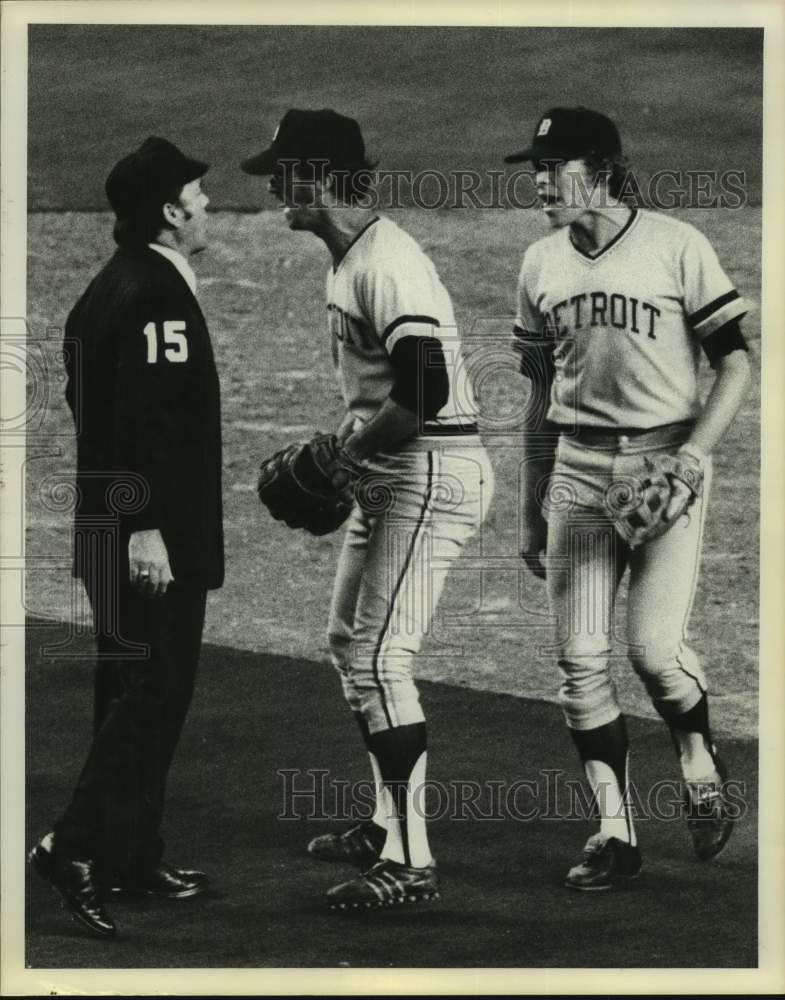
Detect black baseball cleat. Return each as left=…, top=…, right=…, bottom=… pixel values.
left=28, top=832, right=117, bottom=940
left=307, top=820, right=386, bottom=866
left=684, top=756, right=735, bottom=861
left=110, top=861, right=209, bottom=898
left=564, top=833, right=642, bottom=891
left=327, top=858, right=440, bottom=910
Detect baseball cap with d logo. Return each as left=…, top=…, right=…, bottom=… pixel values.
left=241, top=109, right=367, bottom=175
left=504, top=107, right=622, bottom=163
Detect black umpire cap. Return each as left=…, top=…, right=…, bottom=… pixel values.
left=105, top=136, right=208, bottom=219
left=240, top=108, right=366, bottom=175
left=504, top=107, right=622, bottom=163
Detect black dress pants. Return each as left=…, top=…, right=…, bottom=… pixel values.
left=54, top=573, right=207, bottom=882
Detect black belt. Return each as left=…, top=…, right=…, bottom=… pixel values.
left=554, top=420, right=695, bottom=448
left=421, top=422, right=479, bottom=436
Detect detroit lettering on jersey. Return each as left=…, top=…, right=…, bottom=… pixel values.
left=326, top=216, right=478, bottom=435
left=328, top=301, right=376, bottom=351
left=541, top=291, right=661, bottom=341
left=515, top=209, right=747, bottom=429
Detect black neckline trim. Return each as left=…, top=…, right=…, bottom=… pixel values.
left=569, top=209, right=638, bottom=261
left=332, top=216, right=381, bottom=272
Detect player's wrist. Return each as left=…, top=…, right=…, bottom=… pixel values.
left=338, top=435, right=366, bottom=466
left=677, top=442, right=708, bottom=467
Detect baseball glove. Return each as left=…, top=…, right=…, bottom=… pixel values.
left=257, top=432, right=364, bottom=536
left=609, top=450, right=704, bottom=549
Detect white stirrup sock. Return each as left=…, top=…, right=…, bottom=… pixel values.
left=584, top=759, right=636, bottom=846
left=379, top=751, right=432, bottom=867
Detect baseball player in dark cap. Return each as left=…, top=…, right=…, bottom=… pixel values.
left=507, top=107, right=751, bottom=890
left=242, top=110, right=493, bottom=909
left=29, top=137, right=224, bottom=938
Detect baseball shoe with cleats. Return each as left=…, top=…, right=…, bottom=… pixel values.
left=327, top=858, right=440, bottom=910
left=684, top=756, right=735, bottom=861
left=565, top=833, right=642, bottom=892
left=307, top=820, right=386, bottom=866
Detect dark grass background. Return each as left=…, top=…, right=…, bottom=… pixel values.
left=28, top=25, right=762, bottom=209
left=23, top=24, right=762, bottom=970
left=26, top=622, right=757, bottom=968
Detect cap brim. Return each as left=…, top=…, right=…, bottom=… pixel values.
left=181, top=157, right=209, bottom=181
left=240, top=148, right=277, bottom=175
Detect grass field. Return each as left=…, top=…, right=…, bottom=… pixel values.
left=21, top=23, right=762, bottom=971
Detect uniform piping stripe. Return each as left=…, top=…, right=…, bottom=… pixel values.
left=382, top=315, right=441, bottom=345
left=676, top=642, right=706, bottom=696
left=688, top=290, right=740, bottom=328
left=371, top=452, right=434, bottom=730
left=674, top=468, right=711, bottom=699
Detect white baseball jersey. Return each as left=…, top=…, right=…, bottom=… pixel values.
left=325, top=216, right=495, bottom=742
left=515, top=209, right=748, bottom=428
left=326, top=215, right=477, bottom=438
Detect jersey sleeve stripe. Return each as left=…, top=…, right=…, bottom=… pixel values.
left=382, top=314, right=441, bottom=348
left=512, top=323, right=552, bottom=351
left=690, top=295, right=748, bottom=339
left=687, top=290, right=743, bottom=329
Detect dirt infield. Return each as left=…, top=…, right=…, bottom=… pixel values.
left=24, top=209, right=761, bottom=738
left=26, top=621, right=756, bottom=968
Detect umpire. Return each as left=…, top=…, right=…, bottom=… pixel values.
left=29, top=137, right=224, bottom=939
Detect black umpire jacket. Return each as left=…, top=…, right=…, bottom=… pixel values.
left=64, top=245, right=224, bottom=590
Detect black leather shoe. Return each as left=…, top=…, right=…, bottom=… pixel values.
left=29, top=833, right=117, bottom=940
left=110, top=861, right=209, bottom=899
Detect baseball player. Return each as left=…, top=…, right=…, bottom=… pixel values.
left=29, top=138, right=223, bottom=937
left=505, top=107, right=751, bottom=890
left=242, top=109, right=493, bottom=908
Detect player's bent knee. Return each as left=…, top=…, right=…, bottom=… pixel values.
left=628, top=646, right=708, bottom=714
left=557, top=659, right=620, bottom=730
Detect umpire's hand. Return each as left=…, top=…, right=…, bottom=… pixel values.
left=128, top=529, right=174, bottom=596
